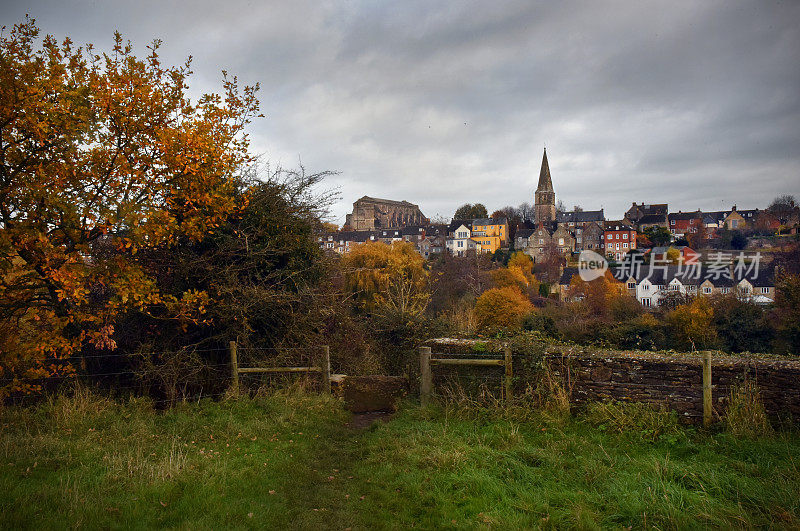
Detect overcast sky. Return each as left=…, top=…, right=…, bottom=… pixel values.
left=3, top=1, right=800, bottom=223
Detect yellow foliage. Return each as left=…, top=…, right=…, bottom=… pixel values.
left=507, top=251, right=533, bottom=272
left=342, top=241, right=429, bottom=316
left=491, top=252, right=539, bottom=294
left=666, top=296, right=717, bottom=350
left=666, top=247, right=681, bottom=264
left=473, top=286, right=533, bottom=334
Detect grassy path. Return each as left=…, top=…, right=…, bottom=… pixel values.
left=2, top=390, right=799, bottom=529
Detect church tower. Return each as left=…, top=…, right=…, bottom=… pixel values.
left=534, top=148, right=556, bottom=226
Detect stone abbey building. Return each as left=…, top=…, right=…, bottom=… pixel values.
left=345, top=196, right=427, bottom=230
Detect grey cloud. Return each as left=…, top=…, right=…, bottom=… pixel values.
left=2, top=0, right=799, bottom=223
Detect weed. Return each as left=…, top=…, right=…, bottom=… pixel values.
left=584, top=400, right=683, bottom=442
left=726, top=379, right=773, bottom=438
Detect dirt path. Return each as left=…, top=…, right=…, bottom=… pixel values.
left=346, top=411, right=394, bottom=430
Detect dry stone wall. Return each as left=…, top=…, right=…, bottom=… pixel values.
left=544, top=350, right=800, bottom=423
left=423, top=338, right=800, bottom=424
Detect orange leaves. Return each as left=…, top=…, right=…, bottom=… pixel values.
left=1, top=19, right=260, bottom=395
left=473, top=286, right=532, bottom=334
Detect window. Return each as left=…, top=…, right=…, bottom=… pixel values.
left=558, top=238, right=564, bottom=246
left=761, top=287, right=770, bottom=294
left=615, top=243, right=619, bottom=250
left=627, top=282, right=636, bottom=289
left=607, top=234, right=612, bottom=240
left=670, top=220, right=675, bottom=225
left=703, top=287, right=712, bottom=294
left=623, top=233, right=628, bottom=239
left=539, top=239, right=544, bottom=245
left=642, top=298, right=651, bottom=307
left=457, top=241, right=463, bottom=248
left=623, top=242, right=628, bottom=249
left=721, top=287, right=730, bottom=294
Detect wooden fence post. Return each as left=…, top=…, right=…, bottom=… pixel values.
left=230, top=340, right=239, bottom=395
left=321, top=345, right=331, bottom=394
left=702, top=350, right=712, bottom=427
left=504, top=344, right=513, bottom=402
left=419, top=346, right=432, bottom=406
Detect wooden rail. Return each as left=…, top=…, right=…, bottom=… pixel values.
left=229, top=342, right=331, bottom=394
left=419, top=344, right=513, bottom=406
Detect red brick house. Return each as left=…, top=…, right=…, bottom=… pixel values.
left=668, top=210, right=703, bottom=237
left=604, top=223, right=637, bottom=262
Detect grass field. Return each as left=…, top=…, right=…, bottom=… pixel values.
left=2, top=388, right=799, bottom=529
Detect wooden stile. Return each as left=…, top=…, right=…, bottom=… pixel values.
left=419, top=346, right=432, bottom=406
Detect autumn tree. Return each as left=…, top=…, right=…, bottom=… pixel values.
left=686, top=224, right=707, bottom=249
left=517, top=202, right=534, bottom=223
left=341, top=241, right=429, bottom=318
left=772, top=274, right=800, bottom=354
left=491, top=251, right=539, bottom=296
left=492, top=206, right=521, bottom=242
left=536, top=240, right=564, bottom=285
left=666, top=297, right=717, bottom=351
left=768, top=194, right=799, bottom=225
left=642, top=226, right=672, bottom=247
left=473, top=286, right=532, bottom=334
left=453, top=203, right=488, bottom=220
left=0, top=20, right=260, bottom=394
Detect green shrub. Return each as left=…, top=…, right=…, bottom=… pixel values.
left=521, top=312, right=559, bottom=338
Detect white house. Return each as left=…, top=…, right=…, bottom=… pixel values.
left=446, top=224, right=478, bottom=256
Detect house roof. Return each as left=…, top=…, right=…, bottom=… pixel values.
left=668, top=211, right=703, bottom=221
left=640, top=203, right=668, bottom=216
left=556, top=209, right=605, bottom=223
left=650, top=246, right=693, bottom=255
left=326, top=230, right=377, bottom=243
left=637, top=213, right=668, bottom=224
left=473, top=217, right=508, bottom=226
left=400, top=225, right=426, bottom=236
left=515, top=227, right=535, bottom=240
left=448, top=219, right=473, bottom=232
left=702, top=211, right=728, bottom=223
left=618, top=263, right=775, bottom=288
left=356, top=196, right=417, bottom=207
left=605, top=223, right=635, bottom=231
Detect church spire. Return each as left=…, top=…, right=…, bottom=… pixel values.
left=537, top=147, right=553, bottom=192
left=534, top=147, right=556, bottom=226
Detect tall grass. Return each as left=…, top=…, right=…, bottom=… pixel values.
left=726, top=379, right=773, bottom=438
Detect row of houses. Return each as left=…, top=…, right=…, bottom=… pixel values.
left=515, top=212, right=638, bottom=263
left=625, top=202, right=793, bottom=237
left=318, top=217, right=512, bottom=258
left=320, top=200, right=796, bottom=262
left=558, top=264, right=776, bottom=307
left=514, top=201, right=795, bottom=264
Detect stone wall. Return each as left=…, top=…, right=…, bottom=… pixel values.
left=542, top=350, right=800, bottom=423
left=423, top=339, right=800, bottom=424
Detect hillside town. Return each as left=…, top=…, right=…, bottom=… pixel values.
left=320, top=149, right=799, bottom=308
